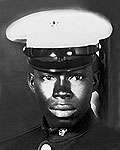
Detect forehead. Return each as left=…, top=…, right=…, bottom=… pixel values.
left=34, top=65, right=92, bottom=76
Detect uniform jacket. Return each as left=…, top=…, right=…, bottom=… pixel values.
left=0, top=110, right=120, bottom=150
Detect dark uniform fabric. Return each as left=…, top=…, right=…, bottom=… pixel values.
left=0, top=109, right=120, bottom=150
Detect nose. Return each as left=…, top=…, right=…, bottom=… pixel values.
left=53, top=91, right=72, bottom=99
left=52, top=75, right=73, bottom=99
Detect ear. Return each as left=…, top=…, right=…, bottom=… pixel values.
left=92, top=71, right=100, bottom=92
left=27, top=72, right=35, bottom=93
left=91, top=91, right=99, bottom=118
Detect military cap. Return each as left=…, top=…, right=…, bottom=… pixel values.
left=6, top=9, right=113, bottom=72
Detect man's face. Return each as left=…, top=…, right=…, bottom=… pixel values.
left=30, top=65, right=94, bottom=127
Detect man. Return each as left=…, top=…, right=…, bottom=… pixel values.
left=0, top=9, right=120, bottom=150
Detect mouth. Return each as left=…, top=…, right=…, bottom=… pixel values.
left=48, top=104, right=77, bottom=117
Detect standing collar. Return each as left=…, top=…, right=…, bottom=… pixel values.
left=40, top=109, right=96, bottom=142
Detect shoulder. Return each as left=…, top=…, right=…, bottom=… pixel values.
left=0, top=124, right=42, bottom=150
left=83, top=120, right=120, bottom=150
left=92, top=121, right=120, bottom=138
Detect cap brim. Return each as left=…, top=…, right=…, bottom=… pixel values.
left=28, top=55, right=93, bottom=72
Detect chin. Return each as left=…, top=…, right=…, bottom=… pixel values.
left=49, top=116, right=77, bottom=128
left=44, top=108, right=85, bottom=128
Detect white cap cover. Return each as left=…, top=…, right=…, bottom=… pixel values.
left=6, top=9, right=113, bottom=48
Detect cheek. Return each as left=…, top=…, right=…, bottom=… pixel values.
left=71, top=80, right=92, bottom=99
left=38, top=80, right=55, bottom=99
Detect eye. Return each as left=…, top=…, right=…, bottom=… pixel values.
left=75, top=74, right=84, bottom=80
left=42, top=75, right=56, bottom=81
left=68, top=74, right=85, bottom=81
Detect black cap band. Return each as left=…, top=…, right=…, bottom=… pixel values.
left=23, top=45, right=98, bottom=58
left=23, top=46, right=97, bottom=72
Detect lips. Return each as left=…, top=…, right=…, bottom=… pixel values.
left=50, top=104, right=75, bottom=110
left=48, top=104, right=77, bottom=117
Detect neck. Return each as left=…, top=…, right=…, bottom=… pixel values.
left=41, top=109, right=96, bottom=137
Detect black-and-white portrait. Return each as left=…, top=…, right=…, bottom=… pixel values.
left=0, top=0, right=120, bottom=150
